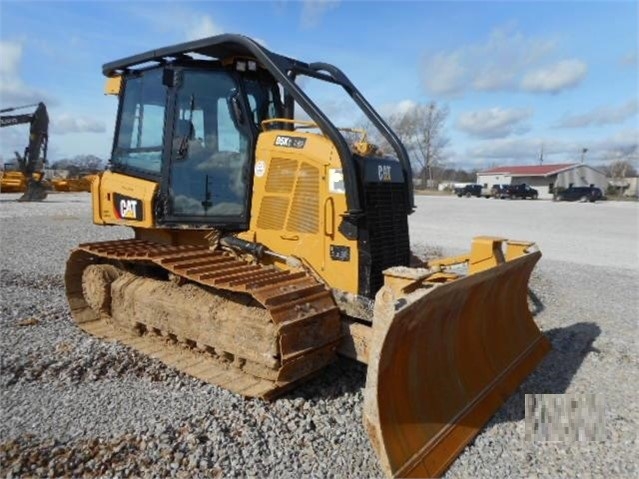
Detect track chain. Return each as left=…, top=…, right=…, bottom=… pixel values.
left=65, top=239, right=343, bottom=398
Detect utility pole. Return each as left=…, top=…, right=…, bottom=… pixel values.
left=580, top=148, right=588, bottom=164
left=539, top=143, right=544, bottom=165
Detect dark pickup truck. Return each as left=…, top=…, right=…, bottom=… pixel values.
left=490, top=184, right=510, bottom=199
left=554, top=186, right=603, bottom=202
left=454, top=184, right=491, bottom=198
left=504, top=184, right=539, bottom=199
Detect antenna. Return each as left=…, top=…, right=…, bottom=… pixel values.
left=581, top=147, right=588, bottom=164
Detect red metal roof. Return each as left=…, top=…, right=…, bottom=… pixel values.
left=478, top=163, right=579, bottom=177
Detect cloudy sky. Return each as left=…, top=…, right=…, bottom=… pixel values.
left=1, top=0, right=637, bottom=170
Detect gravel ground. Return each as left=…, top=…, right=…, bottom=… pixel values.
left=1, top=192, right=637, bottom=478
left=410, top=194, right=639, bottom=270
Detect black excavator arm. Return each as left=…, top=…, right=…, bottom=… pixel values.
left=0, top=113, right=36, bottom=127
left=0, top=102, right=49, bottom=201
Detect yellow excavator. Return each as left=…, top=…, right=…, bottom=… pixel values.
left=65, top=34, right=550, bottom=477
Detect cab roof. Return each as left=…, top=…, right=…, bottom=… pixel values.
left=102, top=33, right=305, bottom=77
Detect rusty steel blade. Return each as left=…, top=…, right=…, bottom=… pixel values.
left=363, top=251, right=550, bottom=478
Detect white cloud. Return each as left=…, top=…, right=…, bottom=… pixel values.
left=129, top=6, right=222, bottom=42
left=301, top=0, right=340, bottom=28
left=252, top=37, right=268, bottom=48
left=0, top=40, right=59, bottom=160
left=186, top=15, right=222, bottom=41
left=468, top=137, right=572, bottom=161
left=0, top=40, right=52, bottom=106
left=421, top=26, right=586, bottom=96
left=456, top=107, right=533, bottom=139
left=50, top=114, right=106, bottom=134
left=592, top=129, right=639, bottom=162
left=129, top=6, right=269, bottom=56
left=0, top=41, right=21, bottom=77
left=0, top=111, right=107, bottom=162
left=466, top=129, right=638, bottom=164
left=520, top=59, right=588, bottom=93
left=379, top=99, right=418, bottom=118
left=556, top=99, right=639, bottom=128
left=421, top=52, right=467, bottom=96
left=0, top=126, right=25, bottom=160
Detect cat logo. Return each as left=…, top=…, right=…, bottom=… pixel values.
left=378, top=164, right=392, bottom=182
left=120, top=199, right=138, bottom=218
left=113, top=193, right=143, bottom=221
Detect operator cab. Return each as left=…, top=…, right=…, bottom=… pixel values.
left=104, top=34, right=415, bottom=244
left=111, top=59, right=283, bottom=228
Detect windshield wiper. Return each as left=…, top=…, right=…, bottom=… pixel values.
left=176, top=94, right=195, bottom=160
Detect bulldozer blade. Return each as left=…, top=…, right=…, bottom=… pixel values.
left=363, top=251, right=550, bottom=478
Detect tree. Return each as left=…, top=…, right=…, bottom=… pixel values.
left=609, top=160, right=637, bottom=179
left=386, top=102, right=450, bottom=186
left=597, top=160, right=637, bottom=178
left=601, top=160, right=638, bottom=196
left=51, top=154, right=105, bottom=174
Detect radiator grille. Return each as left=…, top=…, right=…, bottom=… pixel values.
left=364, top=183, right=410, bottom=295
left=265, top=158, right=297, bottom=193
left=257, top=196, right=289, bottom=230
left=286, top=162, right=319, bottom=234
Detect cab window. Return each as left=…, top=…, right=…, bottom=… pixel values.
left=112, top=69, right=166, bottom=175
left=244, top=78, right=282, bottom=128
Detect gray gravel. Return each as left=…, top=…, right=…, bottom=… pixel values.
left=1, top=192, right=637, bottom=477
left=411, top=194, right=639, bottom=270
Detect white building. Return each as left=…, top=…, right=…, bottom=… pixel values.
left=609, top=177, right=639, bottom=198
left=477, top=163, right=608, bottom=199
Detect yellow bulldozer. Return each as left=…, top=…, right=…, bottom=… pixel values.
left=65, top=34, right=550, bottom=477
left=0, top=164, right=46, bottom=193
left=51, top=174, right=97, bottom=192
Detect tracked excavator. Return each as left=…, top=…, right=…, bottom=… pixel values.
left=65, top=35, right=550, bottom=477
left=0, top=102, right=49, bottom=201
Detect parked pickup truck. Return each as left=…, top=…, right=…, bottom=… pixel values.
left=504, top=184, right=539, bottom=199
left=554, top=186, right=603, bottom=202
left=490, top=184, right=511, bottom=199
left=454, top=184, right=491, bottom=198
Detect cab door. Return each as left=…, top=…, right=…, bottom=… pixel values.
left=161, top=69, right=254, bottom=230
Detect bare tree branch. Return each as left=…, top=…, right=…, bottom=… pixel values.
left=386, top=102, right=449, bottom=185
